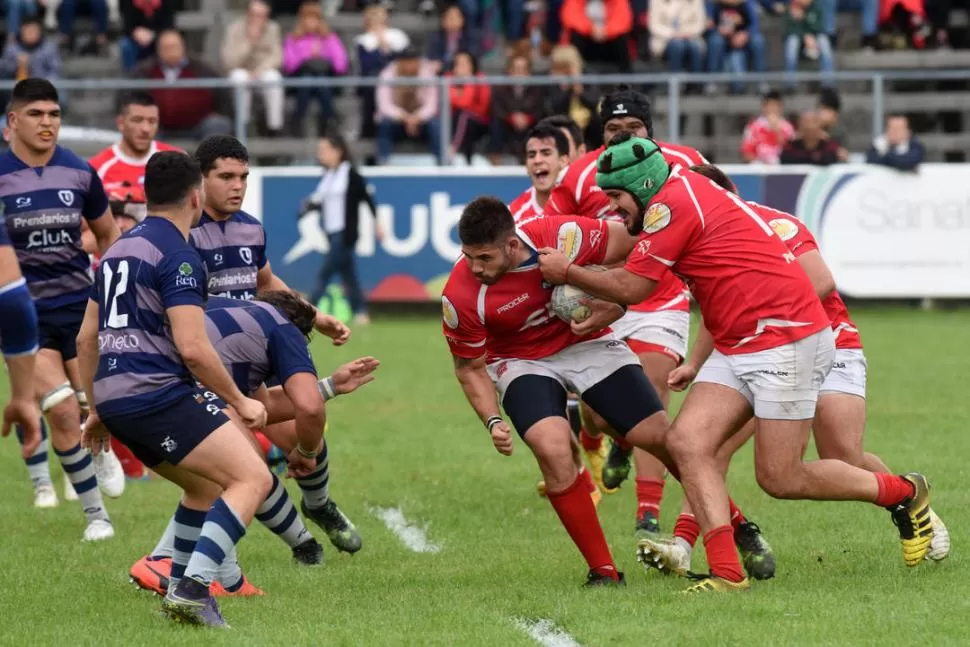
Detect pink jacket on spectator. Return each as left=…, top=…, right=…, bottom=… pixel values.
left=376, top=59, right=439, bottom=123
left=282, top=33, right=349, bottom=76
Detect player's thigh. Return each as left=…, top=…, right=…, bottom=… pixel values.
left=733, top=329, right=835, bottom=422
left=637, top=351, right=678, bottom=409
left=504, top=375, right=575, bottom=486
left=579, top=400, right=611, bottom=433
left=625, top=310, right=690, bottom=407
left=151, top=462, right=224, bottom=508
left=666, top=382, right=753, bottom=463
left=813, top=392, right=867, bottom=466
left=752, top=417, right=814, bottom=496
left=582, top=364, right=668, bottom=449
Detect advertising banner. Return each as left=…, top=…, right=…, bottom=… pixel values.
left=244, top=164, right=970, bottom=301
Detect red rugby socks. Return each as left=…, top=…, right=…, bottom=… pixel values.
left=548, top=474, right=618, bottom=580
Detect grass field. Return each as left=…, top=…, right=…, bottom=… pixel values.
left=0, top=307, right=966, bottom=646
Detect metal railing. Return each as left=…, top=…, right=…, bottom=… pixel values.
left=26, top=68, right=970, bottom=162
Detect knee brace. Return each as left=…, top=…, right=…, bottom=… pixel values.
left=41, top=382, right=75, bottom=413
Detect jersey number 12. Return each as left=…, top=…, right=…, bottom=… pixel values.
left=103, top=260, right=130, bottom=329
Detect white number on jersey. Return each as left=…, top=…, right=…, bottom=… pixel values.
left=103, top=260, right=130, bottom=329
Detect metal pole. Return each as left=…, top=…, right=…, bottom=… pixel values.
left=438, top=76, right=451, bottom=166
left=233, top=82, right=247, bottom=144
left=668, top=76, right=680, bottom=144
left=872, top=73, right=885, bottom=142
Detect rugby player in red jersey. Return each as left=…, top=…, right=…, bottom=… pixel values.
left=508, top=124, right=571, bottom=223
left=538, top=135, right=937, bottom=592
left=545, top=86, right=700, bottom=536
left=442, top=197, right=757, bottom=585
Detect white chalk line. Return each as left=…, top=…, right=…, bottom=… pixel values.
left=369, top=506, right=442, bottom=553
left=513, top=617, right=583, bottom=647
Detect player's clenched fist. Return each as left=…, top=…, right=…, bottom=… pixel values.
left=234, top=397, right=268, bottom=429
left=667, top=364, right=698, bottom=392
left=536, top=247, right=571, bottom=284
left=488, top=418, right=514, bottom=456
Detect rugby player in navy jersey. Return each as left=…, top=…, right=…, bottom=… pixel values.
left=78, top=151, right=271, bottom=627
left=0, top=196, right=43, bottom=457
left=0, top=78, right=122, bottom=536
left=189, top=135, right=361, bottom=554
left=129, top=291, right=380, bottom=596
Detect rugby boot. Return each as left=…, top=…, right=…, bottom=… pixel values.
left=161, top=577, right=228, bottom=628
left=292, top=537, right=324, bottom=565
left=130, top=555, right=171, bottom=596
left=889, top=472, right=933, bottom=566
left=634, top=510, right=661, bottom=540
left=927, top=508, right=950, bottom=561
left=582, top=437, right=614, bottom=494
left=636, top=535, right=691, bottom=577
left=682, top=573, right=751, bottom=594
left=583, top=570, right=626, bottom=588
left=734, top=521, right=775, bottom=580
left=602, top=441, right=633, bottom=490
left=211, top=576, right=264, bottom=597
left=302, top=498, right=362, bottom=554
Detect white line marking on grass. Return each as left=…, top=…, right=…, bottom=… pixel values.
left=369, top=506, right=442, bottom=553
left=513, top=618, right=583, bottom=647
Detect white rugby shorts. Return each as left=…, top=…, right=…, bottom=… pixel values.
left=609, top=309, right=690, bottom=363
left=695, top=329, right=836, bottom=420
left=819, top=348, right=867, bottom=398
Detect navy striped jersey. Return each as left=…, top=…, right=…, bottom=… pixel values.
left=0, top=200, right=9, bottom=246
left=189, top=210, right=267, bottom=300
left=0, top=145, right=109, bottom=311
left=204, top=296, right=316, bottom=395
left=93, top=216, right=208, bottom=417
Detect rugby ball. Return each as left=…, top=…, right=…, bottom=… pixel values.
left=549, top=265, right=607, bottom=323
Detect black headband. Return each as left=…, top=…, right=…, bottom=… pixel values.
left=600, top=98, right=650, bottom=126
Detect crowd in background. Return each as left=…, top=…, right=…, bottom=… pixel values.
left=0, top=0, right=948, bottom=165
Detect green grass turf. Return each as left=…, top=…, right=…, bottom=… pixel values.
left=0, top=307, right=965, bottom=646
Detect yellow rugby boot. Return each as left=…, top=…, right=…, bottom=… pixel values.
left=888, top=473, right=934, bottom=567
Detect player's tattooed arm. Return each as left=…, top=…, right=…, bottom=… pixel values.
left=452, top=354, right=502, bottom=425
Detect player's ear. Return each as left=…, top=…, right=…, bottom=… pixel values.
left=115, top=113, right=125, bottom=131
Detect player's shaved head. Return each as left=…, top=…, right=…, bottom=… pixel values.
left=256, top=290, right=317, bottom=340
left=459, top=196, right=515, bottom=247
left=145, top=151, right=202, bottom=211
left=690, top=164, right=737, bottom=194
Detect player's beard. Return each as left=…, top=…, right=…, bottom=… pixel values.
left=626, top=207, right=646, bottom=236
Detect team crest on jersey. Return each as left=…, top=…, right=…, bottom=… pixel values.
left=441, top=296, right=459, bottom=329
left=768, top=218, right=799, bottom=241
left=239, top=247, right=253, bottom=264
left=58, top=190, right=74, bottom=206
left=643, top=203, right=671, bottom=234
left=557, top=222, right=583, bottom=261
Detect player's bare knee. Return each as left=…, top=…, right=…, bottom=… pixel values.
left=626, top=412, right=669, bottom=454
left=755, top=460, right=802, bottom=499
left=248, top=467, right=273, bottom=501
left=665, top=424, right=700, bottom=466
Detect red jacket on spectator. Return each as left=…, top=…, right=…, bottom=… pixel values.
left=448, top=73, right=491, bottom=123
left=136, top=58, right=230, bottom=131
left=560, top=0, right=633, bottom=41
left=741, top=115, right=795, bottom=164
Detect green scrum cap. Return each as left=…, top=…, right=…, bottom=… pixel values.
left=595, top=136, right=670, bottom=208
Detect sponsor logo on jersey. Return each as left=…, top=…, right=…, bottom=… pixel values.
left=176, top=262, right=198, bottom=288
left=557, top=222, right=583, bottom=261
left=636, top=239, right=651, bottom=256
left=26, top=228, right=72, bottom=249
left=769, top=218, right=799, bottom=241
left=441, top=295, right=459, bottom=329
left=589, top=228, right=603, bottom=249
left=15, top=197, right=31, bottom=209
left=643, top=203, right=671, bottom=234
left=99, top=333, right=141, bottom=352
left=497, top=292, right=530, bottom=314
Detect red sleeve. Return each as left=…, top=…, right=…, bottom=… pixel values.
left=546, top=173, right=580, bottom=216
left=740, top=122, right=758, bottom=159
left=623, top=196, right=698, bottom=281
left=88, top=148, right=111, bottom=173
left=754, top=204, right=818, bottom=257
left=526, top=216, right=609, bottom=265
left=605, top=0, right=634, bottom=39
left=441, top=272, right=487, bottom=359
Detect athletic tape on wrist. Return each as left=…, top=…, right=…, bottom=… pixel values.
left=485, top=416, right=503, bottom=432
left=318, top=376, right=336, bottom=401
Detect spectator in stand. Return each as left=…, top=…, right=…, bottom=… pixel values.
left=488, top=53, right=544, bottom=164
left=649, top=0, right=706, bottom=76
left=426, top=3, right=481, bottom=74
left=816, top=87, right=849, bottom=160
left=879, top=0, right=931, bottom=49
left=283, top=1, right=348, bottom=135
left=133, top=29, right=233, bottom=140
left=741, top=90, right=794, bottom=164
left=56, top=0, right=109, bottom=54
left=867, top=114, right=924, bottom=170
left=0, top=18, right=60, bottom=84
left=706, top=0, right=766, bottom=93
left=4, top=0, right=38, bottom=43
left=780, top=111, right=842, bottom=165
left=784, top=0, right=834, bottom=89
left=446, top=50, right=490, bottom=164
left=376, top=46, right=442, bottom=165
left=818, top=0, right=879, bottom=50
left=223, top=0, right=284, bottom=137
left=544, top=44, right=601, bottom=150
left=355, top=2, right=410, bottom=139
left=561, top=0, right=634, bottom=73
left=453, top=0, right=527, bottom=57
left=119, top=0, right=175, bottom=72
